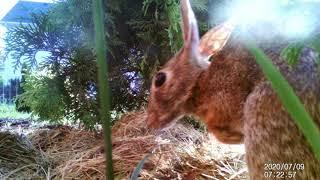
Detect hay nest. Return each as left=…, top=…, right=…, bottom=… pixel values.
left=30, top=125, right=104, bottom=179
left=29, top=110, right=247, bottom=179
left=139, top=122, right=246, bottom=180
left=0, top=132, right=49, bottom=179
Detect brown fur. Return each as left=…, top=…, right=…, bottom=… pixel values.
left=146, top=0, right=320, bottom=179
left=189, top=42, right=262, bottom=143
left=243, top=47, right=320, bottom=179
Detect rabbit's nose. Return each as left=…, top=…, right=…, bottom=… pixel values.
left=146, top=114, right=160, bottom=129
left=146, top=114, right=154, bottom=127
left=147, top=119, right=157, bottom=129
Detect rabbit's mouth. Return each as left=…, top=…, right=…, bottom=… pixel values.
left=147, top=113, right=183, bottom=130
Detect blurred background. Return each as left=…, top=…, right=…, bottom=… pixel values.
left=0, top=0, right=215, bottom=127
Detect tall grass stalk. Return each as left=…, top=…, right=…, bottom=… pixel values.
left=92, top=0, right=114, bottom=179
left=247, top=42, right=320, bottom=159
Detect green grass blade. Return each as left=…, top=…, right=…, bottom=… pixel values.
left=247, top=42, right=320, bottom=159
left=92, top=0, right=114, bottom=179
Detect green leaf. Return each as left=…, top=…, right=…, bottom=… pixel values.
left=281, top=43, right=304, bottom=67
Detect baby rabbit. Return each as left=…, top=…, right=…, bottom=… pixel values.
left=146, top=0, right=320, bottom=179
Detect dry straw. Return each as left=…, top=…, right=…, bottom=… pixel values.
left=0, top=132, right=49, bottom=179
left=2, top=110, right=247, bottom=179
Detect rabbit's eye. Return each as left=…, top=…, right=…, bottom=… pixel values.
left=154, top=72, right=166, bottom=87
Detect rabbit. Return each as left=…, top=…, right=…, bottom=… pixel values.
left=146, top=0, right=320, bottom=179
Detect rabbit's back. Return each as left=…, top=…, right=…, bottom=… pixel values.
left=244, top=47, right=320, bottom=179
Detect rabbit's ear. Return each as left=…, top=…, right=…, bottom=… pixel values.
left=181, top=0, right=200, bottom=54
left=199, top=20, right=235, bottom=58
left=181, top=0, right=210, bottom=69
